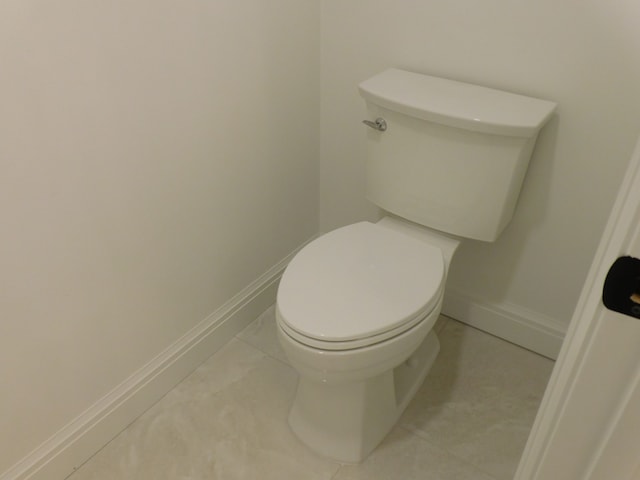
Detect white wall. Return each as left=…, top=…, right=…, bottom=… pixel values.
left=3, top=0, right=640, bottom=473
left=320, top=0, right=640, bottom=331
left=0, top=0, right=319, bottom=473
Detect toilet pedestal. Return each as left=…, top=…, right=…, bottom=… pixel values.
left=288, top=330, right=440, bottom=463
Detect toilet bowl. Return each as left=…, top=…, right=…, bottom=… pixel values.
left=276, top=68, right=556, bottom=463
left=276, top=217, right=460, bottom=462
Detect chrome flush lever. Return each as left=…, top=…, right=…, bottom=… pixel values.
left=362, top=117, right=387, bottom=132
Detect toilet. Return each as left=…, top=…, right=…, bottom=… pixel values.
left=276, top=68, right=556, bottom=463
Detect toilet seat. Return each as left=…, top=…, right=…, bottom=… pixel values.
left=277, top=222, right=445, bottom=351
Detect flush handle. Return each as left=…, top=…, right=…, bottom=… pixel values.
left=363, top=117, right=387, bottom=132
left=603, top=256, right=640, bottom=319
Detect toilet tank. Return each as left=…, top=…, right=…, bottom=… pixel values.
left=359, top=69, right=556, bottom=242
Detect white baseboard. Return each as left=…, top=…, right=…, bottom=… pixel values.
left=442, top=288, right=567, bottom=359
left=1, top=250, right=298, bottom=480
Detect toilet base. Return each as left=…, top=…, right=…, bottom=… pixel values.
left=288, top=330, right=440, bottom=463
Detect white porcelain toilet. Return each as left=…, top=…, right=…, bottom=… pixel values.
left=276, top=68, right=556, bottom=463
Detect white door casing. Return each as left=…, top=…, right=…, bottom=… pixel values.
left=516, top=135, right=640, bottom=480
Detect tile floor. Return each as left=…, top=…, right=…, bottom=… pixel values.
left=67, top=307, right=554, bottom=480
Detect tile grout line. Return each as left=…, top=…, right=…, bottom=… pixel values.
left=329, top=464, right=343, bottom=480
left=397, top=425, right=503, bottom=480
left=233, top=335, right=293, bottom=369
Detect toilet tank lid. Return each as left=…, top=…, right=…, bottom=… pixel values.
left=358, top=68, right=557, bottom=137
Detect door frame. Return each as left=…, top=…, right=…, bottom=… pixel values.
left=516, top=135, right=640, bottom=479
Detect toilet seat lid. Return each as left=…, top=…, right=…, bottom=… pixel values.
left=277, top=222, right=445, bottom=345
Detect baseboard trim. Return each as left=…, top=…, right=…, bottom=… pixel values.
left=1, top=248, right=300, bottom=480
left=442, top=288, right=566, bottom=359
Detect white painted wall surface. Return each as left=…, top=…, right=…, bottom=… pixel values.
left=0, top=0, right=319, bottom=473
left=319, top=0, right=640, bottom=329
left=3, top=0, right=640, bottom=473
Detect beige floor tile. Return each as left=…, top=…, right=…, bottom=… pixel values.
left=400, top=320, right=554, bottom=480
left=433, top=314, right=449, bottom=334
left=332, top=427, right=496, bottom=480
left=67, top=308, right=553, bottom=480
left=236, top=305, right=289, bottom=364
left=68, top=339, right=339, bottom=480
